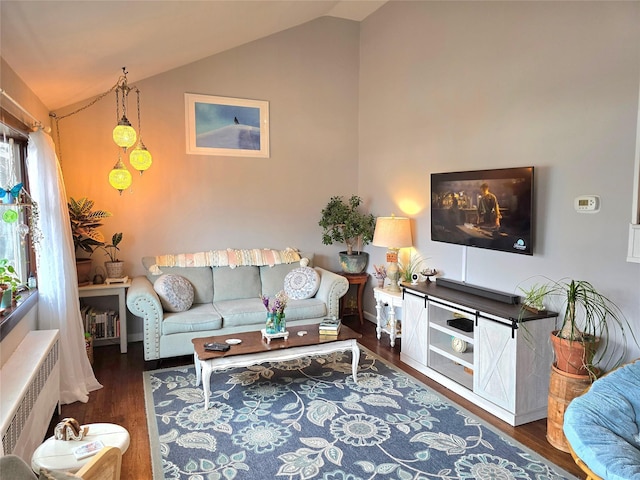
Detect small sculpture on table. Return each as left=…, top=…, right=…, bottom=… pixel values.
left=54, top=418, right=88, bottom=441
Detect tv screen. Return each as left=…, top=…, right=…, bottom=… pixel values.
left=431, top=167, right=534, bottom=255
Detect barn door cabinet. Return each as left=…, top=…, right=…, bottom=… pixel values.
left=402, top=282, right=557, bottom=426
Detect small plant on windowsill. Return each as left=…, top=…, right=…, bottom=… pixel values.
left=0, top=258, right=22, bottom=308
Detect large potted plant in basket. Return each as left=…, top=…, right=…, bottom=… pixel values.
left=68, top=197, right=112, bottom=285
left=319, top=195, right=376, bottom=273
left=520, top=277, right=638, bottom=451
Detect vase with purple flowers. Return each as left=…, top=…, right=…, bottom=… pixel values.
left=262, top=290, right=288, bottom=334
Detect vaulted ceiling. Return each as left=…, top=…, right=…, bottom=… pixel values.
left=1, top=1, right=385, bottom=111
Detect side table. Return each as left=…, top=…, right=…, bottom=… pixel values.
left=336, top=272, right=368, bottom=325
left=78, top=281, right=131, bottom=353
left=31, top=423, right=130, bottom=474
left=373, top=287, right=403, bottom=347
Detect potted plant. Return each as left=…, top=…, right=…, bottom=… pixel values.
left=319, top=195, right=376, bottom=273
left=0, top=258, right=22, bottom=309
left=68, top=197, right=112, bottom=285
left=100, top=232, right=124, bottom=279
left=520, top=277, right=637, bottom=376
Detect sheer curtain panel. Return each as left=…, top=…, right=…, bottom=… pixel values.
left=27, top=130, right=102, bottom=404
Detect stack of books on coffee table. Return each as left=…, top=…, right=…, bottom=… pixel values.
left=319, top=317, right=341, bottom=336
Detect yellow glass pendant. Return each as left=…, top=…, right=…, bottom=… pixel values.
left=129, top=139, right=153, bottom=173
left=112, top=116, right=137, bottom=150
left=109, top=157, right=132, bottom=194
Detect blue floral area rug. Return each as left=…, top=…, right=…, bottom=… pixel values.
left=143, top=348, right=577, bottom=480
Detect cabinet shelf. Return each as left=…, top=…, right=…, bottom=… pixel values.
left=429, top=343, right=473, bottom=369
left=429, top=318, right=474, bottom=344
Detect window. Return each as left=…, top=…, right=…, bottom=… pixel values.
left=0, top=123, right=34, bottom=288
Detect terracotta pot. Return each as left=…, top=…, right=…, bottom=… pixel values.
left=550, top=330, right=600, bottom=376
left=75, top=258, right=92, bottom=286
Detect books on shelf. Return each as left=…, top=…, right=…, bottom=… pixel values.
left=319, top=317, right=341, bottom=336
left=81, top=305, right=120, bottom=340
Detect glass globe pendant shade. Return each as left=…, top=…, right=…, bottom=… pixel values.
left=112, top=116, right=137, bottom=150
left=129, top=139, right=153, bottom=174
left=109, top=157, right=132, bottom=194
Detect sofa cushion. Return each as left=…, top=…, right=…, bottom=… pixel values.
left=154, top=274, right=195, bottom=312
left=281, top=298, right=327, bottom=321
left=213, top=266, right=261, bottom=301
left=162, top=303, right=222, bottom=335
left=214, top=298, right=268, bottom=328
left=284, top=267, right=320, bottom=300
left=260, top=263, right=299, bottom=298
left=143, top=257, right=213, bottom=304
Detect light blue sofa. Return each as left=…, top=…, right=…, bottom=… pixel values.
left=126, top=255, right=349, bottom=361
left=563, top=359, right=640, bottom=480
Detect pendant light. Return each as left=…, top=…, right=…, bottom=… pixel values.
left=112, top=70, right=136, bottom=150
left=108, top=154, right=132, bottom=194
left=129, top=88, right=153, bottom=174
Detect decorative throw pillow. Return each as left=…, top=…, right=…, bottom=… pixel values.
left=284, top=267, right=320, bottom=300
left=153, top=274, right=194, bottom=312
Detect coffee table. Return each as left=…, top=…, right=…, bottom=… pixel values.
left=192, top=325, right=362, bottom=410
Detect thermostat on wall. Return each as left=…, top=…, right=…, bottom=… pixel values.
left=574, top=195, right=600, bottom=213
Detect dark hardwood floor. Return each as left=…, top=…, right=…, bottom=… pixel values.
left=50, top=317, right=584, bottom=479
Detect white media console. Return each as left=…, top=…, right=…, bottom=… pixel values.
left=401, top=281, right=557, bottom=426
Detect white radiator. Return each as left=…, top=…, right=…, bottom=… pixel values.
left=0, top=330, right=60, bottom=461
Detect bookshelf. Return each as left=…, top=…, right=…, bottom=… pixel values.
left=78, top=281, right=131, bottom=353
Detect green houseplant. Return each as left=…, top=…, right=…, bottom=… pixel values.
left=68, top=197, right=112, bottom=285
left=520, top=277, right=636, bottom=376
left=0, top=258, right=22, bottom=308
left=100, top=232, right=125, bottom=279
left=319, top=195, right=376, bottom=273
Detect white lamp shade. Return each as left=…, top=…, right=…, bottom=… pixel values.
left=372, top=216, right=412, bottom=249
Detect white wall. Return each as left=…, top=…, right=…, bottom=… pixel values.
left=57, top=17, right=362, bottom=276
left=359, top=1, right=640, bottom=362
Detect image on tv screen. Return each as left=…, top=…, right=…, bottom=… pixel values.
left=431, top=167, right=534, bottom=255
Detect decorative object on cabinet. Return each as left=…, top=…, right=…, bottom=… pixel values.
left=319, top=195, right=376, bottom=273
left=399, top=250, right=423, bottom=283
left=373, top=264, right=386, bottom=288
left=402, top=281, right=558, bottom=426
left=185, top=93, right=270, bottom=158
left=372, top=215, right=412, bottom=292
left=374, top=287, right=403, bottom=347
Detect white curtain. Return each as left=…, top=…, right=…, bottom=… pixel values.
left=27, top=130, right=102, bottom=404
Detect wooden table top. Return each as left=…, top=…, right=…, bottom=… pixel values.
left=192, top=325, right=361, bottom=361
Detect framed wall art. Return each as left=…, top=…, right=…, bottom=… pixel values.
left=185, top=93, right=270, bottom=157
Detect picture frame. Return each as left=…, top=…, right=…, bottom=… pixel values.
left=185, top=93, right=270, bottom=157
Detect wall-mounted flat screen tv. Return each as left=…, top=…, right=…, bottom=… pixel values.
left=431, top=167, right=534, bottom=255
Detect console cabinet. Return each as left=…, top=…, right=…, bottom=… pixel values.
left=402, top=282, right=557, bottom=426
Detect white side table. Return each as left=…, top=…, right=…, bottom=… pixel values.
left=31, top=423, right=130, bottom=474
left=78, top=281, right=131, bottom=353
left=374, top=287, right=403, bottom=347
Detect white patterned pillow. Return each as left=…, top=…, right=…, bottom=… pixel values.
left=154, top=274, right=194, bottom=312
left=284, top=267, right=320, bottom=300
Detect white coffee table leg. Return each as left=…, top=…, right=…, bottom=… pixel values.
left=201, top=361, right=213, bottom=410
left=351, top=342, right=360, bottom=383
left=194, top=352, right=202, bottom=387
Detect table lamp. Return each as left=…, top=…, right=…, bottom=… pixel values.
left=372, top=215, right=412, bottom=292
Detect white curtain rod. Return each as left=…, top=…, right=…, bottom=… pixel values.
left=0, top=87, right=45, bottom=130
